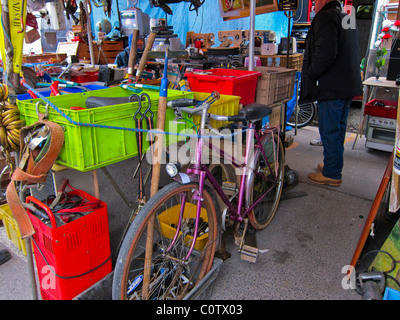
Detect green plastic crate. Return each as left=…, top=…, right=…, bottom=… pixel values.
left=17, top=87, right=194, bottom=172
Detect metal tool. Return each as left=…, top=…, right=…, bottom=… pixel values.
left=142, top=93, right=154, bottom=152
left=133, top=93, right=153, bottom=179
left=27, top=126, right=49, bottom=150
left=114, top=94, right=152, bottom=261
left=49, top=179, right=69, bottom=210
left=358, top=272, right=385, bottom=300
left=131, top=94, right=145, bottom=205
left=19, top=125, right=50, bottom=170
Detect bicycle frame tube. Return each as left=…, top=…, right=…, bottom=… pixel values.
left=166, top=193, right=186, bottom=252
left=167, top=123, right=211, bottom=261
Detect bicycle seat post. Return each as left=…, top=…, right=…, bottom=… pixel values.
left=190, top=102, right=210, bottom=169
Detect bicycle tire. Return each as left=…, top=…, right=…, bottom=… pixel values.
left=112, top=181, right=219, bottom=300
left=287, top=101, right=317, bottom=128
left=247, top=133, right=285, bottom=230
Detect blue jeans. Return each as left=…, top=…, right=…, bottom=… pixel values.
left=317, top=98, right=352, bottom=180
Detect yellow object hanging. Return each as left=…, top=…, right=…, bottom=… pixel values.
left=0, top=0, right=27, bottom=74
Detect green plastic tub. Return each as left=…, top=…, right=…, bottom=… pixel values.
left=17, top=87, right=194, bottom=172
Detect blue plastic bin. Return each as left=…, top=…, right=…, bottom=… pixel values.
left=383, top=287, right=400, bottom=300
left=17, top=84, right=106, bottom=100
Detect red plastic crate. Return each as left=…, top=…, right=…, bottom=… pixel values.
left=364, top=99, right=397, bottom=119
left=184, top=68, right=261, bottom=105
left=70, top=71, right=99, bottom=83
left=26, top=189, right=112, bottom=300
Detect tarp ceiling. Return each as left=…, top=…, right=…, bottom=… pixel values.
left=91, top=0, right=290, bottom=47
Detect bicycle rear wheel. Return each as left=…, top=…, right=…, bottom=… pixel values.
left=112, top=181, right=219, bottom=300
left=287, top=101, right=317, bottom=128
left=247, top=133, right=285, bottom=230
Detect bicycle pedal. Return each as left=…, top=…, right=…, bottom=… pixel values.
left=222, top=181, right=237, bottom=196
left=240, top=245, right=269, bottom=263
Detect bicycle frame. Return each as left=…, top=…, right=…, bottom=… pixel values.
left=195, top=124, right=280, bottom=220
left=167, top=106, right=282, bottom=261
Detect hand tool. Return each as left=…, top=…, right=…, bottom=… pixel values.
left=133, top=93, right=153, bottom=179
left=127, top=29, right=140, bottom=81
left=143, top=45, right=170, bottom=299
left=135, top=32, right=157, bottom=82
left=348, top=152, right=393, bottom=276
left=131, top=94, right=145, bottom=205
left=51, top=77, right=82, bottom=87
left=49, top=179, right=69, bottom=210
left=120, top=83, right=142, bottom=94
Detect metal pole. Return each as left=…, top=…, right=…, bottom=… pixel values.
left=84, top=0, right=95, bottom=66
left=248, top=0, right=256, bottom=71
left=25, top=238, right=38, bottom=300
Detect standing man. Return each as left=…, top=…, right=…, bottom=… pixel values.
left=299, top=0, right=363, bottom=186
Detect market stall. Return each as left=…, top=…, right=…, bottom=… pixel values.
left=0, top=0, right=305, bottom=301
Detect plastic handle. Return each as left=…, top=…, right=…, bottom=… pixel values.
left=228, top=114, right=246, bottom=122
left=26, top=196, right=58, bottom=229
left=167, top=99, right=197, bottom=108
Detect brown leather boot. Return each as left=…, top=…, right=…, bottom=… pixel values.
left=317, top=163, right=323, bottom=173
left=308, top=172, right=342, bottom=186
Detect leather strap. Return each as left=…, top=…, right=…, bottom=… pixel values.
left=6, top=119, right=64, bottom=238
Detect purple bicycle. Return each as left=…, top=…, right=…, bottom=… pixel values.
left=112, top=92, right=285, bottom=300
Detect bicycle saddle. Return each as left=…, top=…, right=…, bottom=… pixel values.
left=229, top=103, right=272, bottom=122
left=85, top=95, right=139, bottom=108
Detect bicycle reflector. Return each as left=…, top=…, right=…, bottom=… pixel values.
left=166, top=162, right=181, bottom=177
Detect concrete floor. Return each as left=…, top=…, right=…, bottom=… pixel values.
left=0, top=116, right=392, bottom=300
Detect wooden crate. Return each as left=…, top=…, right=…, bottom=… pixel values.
left=269, top=104, right=284, bottom=127
left=255, top=66, right=296, bottom=105
left=260, top=53, right=303, bottom=71
left=77, top=40, right=124, bottom=65
left=22, top=53, right=67, bottom=64
left=239, top=66, right=296, bottom=105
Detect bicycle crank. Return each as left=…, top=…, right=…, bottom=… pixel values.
left=235, top=219, right=269, bottom=263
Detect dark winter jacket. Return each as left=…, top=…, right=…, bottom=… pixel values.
left=299, top=1, right=363, bottom=103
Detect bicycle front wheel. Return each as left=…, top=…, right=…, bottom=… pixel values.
left=287, top=101, right=316, bottom=128
left=247, top=133, right=285, bottom=230
left=112, top=181, right=219, bottom=300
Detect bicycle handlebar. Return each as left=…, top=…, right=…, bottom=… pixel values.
left=167, top=98, right=247, bottom=123
left=167, top=93, right=273, bottom=125
left=166, top=99, right=199, bottom=108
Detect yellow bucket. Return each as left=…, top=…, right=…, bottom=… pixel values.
left=158, top=203, right=209, bottom=251
left=0, top=203, right=27, bottom=255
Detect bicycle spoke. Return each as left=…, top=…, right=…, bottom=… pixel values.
left=113, top=182, right=218, bottom=300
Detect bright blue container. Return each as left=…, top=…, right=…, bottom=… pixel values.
left=383, top=287, right=400, bottom=300
left=17, top=84, right=106, bottom=100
